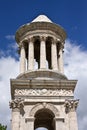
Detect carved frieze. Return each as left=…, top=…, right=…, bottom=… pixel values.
left=14, top=89, right=73, bottom=96
left=65, top=99, right=79, bottom=113
left=9, top=98, right=24, bottom=109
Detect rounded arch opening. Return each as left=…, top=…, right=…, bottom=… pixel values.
left=34, top=108, right=55, bottom=130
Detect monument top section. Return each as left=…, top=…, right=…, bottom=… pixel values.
left=15, top=14, right=67, bottom=77
left=15, top=14, right=66, bottom=43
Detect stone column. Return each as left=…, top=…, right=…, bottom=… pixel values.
left=28, top=37, right=34, bottom=70
left=69, top=110, right=78, bottom=130
left=11, top=108, right=20, bottom=130
left=65, top=100, right=79, bottom=130
left=58, top=46, right=64, bottom=73
left=20, top=43, right=26, bottom=73
left=55, top=117, right=65, bottom=130
left=40, top=36, right=46, bottom=69
left=25, top=117, right=35, bottom=130
left=9, top=99, right=24, bottom=130
left=51, top=39, right=58, bottom=70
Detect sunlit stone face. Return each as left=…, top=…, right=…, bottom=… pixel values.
left=10, top=15, right=78, bottom=130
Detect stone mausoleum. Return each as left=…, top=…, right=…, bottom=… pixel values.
left=9, top=15, right=79, bottom=130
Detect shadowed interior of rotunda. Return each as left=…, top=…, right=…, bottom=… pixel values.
left=20, top=36, right=62, bottom=70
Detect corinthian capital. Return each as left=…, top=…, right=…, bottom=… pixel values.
left=28, top=37, right=35, bottom=43
left=40, top=35, right=47, bottom=41
left=65, top=99, right=79, bottom=113
left=9, top=98, right=24, bottom=109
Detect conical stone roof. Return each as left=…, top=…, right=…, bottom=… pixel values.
left=15, top=14, right=67, bottom=43
left=31, top=15, right=52, bottom=23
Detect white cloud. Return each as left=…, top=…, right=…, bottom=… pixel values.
left=5, top=35, right=15, bottom=40
left=0, top=39, right=87, bottom=130
left=0, top=56, right=19, bottom=130
left=0, top=42, right=19, bottom=59
left=0, top=50, right=5, bottom=57
left=64, top=39, right=87, bottom=130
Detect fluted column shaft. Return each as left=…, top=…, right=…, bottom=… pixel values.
left=58, top=47, right=64, bottom=73
left=28, top=38, right=34, bottom=70
left=40, top=36, right=46, bottom=69
left=51, top=39, right=58, bottom=70
left=20, top=44, right=26, bottom=73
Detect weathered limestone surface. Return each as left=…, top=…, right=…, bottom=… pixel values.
left=40, top=36, right=46, bottom=69
left=10, top=77, right=78, bottom=130
left=28, top=38, right=34, bottom=70
left=20, top=44, right=26, bottom=73
left=51, top=40, right=58, bottom=70
left=10, top=15, right=79, bottom=130
left=58, top=47, right=64, bottom=73
left=9, top=99, right=24, bottom=130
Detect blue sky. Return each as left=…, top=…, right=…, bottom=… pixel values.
left=0, top=0, right=87, bottom=53
left=0, top=1, right=87, bottom=130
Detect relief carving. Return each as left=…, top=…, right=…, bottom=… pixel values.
left=9, top=98, right=24, bottom=109
left=65, top=99, right=79, bottom=113
left=15, top=89, right=73, bottom=96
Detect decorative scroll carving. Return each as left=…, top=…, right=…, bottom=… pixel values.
left=65, top=99, right=79, bottom=113
left=15, top=89, right=73, bottom=96
left=9, top=98, right=24, bottom=109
